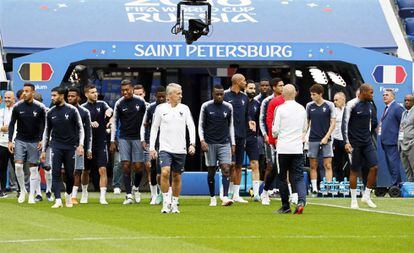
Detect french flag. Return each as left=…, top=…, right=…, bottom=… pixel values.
left=372, top=65, right=406, bottom=84
left=216, top=67, right=238, bottom=77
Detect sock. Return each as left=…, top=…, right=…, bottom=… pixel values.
left=233, top=185, right=240, bottom=198
left=36, top=171, right=41, bottom=196
left=207, top=171, right=215, bottom=197
left=82, top=184, right=88, bottom=194
left=29, top=166, right=38, bottom=196
left=162, top=192, right=170, bottom=204
left=364, top=188, right=372, bottom=199
left=228, top=182, right=234, bottom=195
left=55, top=198, right=62, bottom=204
left=45, top=170, right=52, bottom=192
left=219, top=183, right=224, bottom=199
left=150, top=185, right=157, bottom=197
left=262, top=190, right=269, bottom=198
left=15, top=164, right=26, bottom=193
left=134, top=171, right=142, bottom=188
left=168, top=187, right=172, bottom=195
left=100, top=187, right=107, bottom=198
left=288, top=183, right=292, bottom=195
left=350, top=189, right=357, bottom=201
left=222, top=176, right=230, bottom=197
left=311, top=179, right=318, bottom=192
left=72, top=186, right=79, bottom=198
left=172, top=196, right=179, bottom=205
left=253, top=180, right=260, bottom=197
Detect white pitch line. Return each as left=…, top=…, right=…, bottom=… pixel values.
left=0, top=235, right=412, bottom=244
left=308, top=202, right=414, bottom=217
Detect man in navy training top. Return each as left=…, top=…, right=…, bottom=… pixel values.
left=67, top=88, right=93, bottom=205
left=41, top=86, right=84, bottom=208
left=199, top=84, right=235, bottom=207
left=110, top=79, right=147, bottom=205
left=223, top=74, right=255, bottom=203
left=8, top=83, right=47, bottom=204
left=342, top=83, right=378, bottom=209
left=306, top=84, right=336, bottom=195
left=141, top=86, right=167, bottom=205
left=81, top=84, right=113, bottom=204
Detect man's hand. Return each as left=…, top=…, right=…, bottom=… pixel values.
left=200, top=140, right=208, bottom=152
left=248, top=121, right=256, bottom=132
left=1, top=125, right=8, bottom=132
left=231, top=145, right=236, bottom=155
left=40, top=152, right=46, bottom=163
left=37, top=141, right=42, bottom=151
left=8, top=141, right=14, bottom=154
left=188, top=144, right=196, bottom=156
left=141, top=141, right=148, bottom=150
left=345, top=143, right=353, bottom=154
left=105, top=109, right=112, bottom=118
left=109, top=141, right=117, bottom=154
left=320, top=137, right=328, bottom=145
left=264, top=134, right=269, bottom=144
left=76, top=145, right=84, bottom=156
left=91, top=121, right=99, bottom=128
left=150, top=150, right=158, bottom=160
left=86, top=151, right=92, bottom=160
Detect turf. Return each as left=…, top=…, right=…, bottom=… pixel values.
left=0, top=193, right=413, bottom=253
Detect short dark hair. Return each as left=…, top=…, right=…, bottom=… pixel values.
left=84, top=84, right=96, bottom=93
left=155, top=86, right=166, bottom=93
left=246, top=79, right=255, bottom=84
left=23, top=83, right=35, bottom=91
left=67, top=87, right=80, bottom=96
left=51, top=86, right=65, bottom=95
left=16, top=89, right=23, bottom=98
left=213, top=84, right=224, bottom=90
left=121, top=79, right=132, bottom=86
left=134, top=84, right=144, bottom=90
left=260, top=78, right=270, bottom=82
left=310, top=84, right=324, bottom=95
left=270, top=78, right=282, bottom=87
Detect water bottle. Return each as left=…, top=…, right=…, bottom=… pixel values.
left=356, top=177, right=364, bottom=196
left=342, top=177, right=350, bottom=197
left=320, top=177, right=328, bottom=196
left=331, top=177, right=339, bottom=197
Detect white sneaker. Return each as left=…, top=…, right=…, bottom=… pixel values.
left=51, top=199, right=63, bottom=208
left=221, top=197, right=233, bottom=206
left=113, top=187, right=121, bottom=195
left=233, top=196, right=248, bottom=203
left=28, top=194, right=36, bottom=204
left=18, top=191, right=26, bottom=204
left=171, top=203, right=180, bottom=213
left=161, top=202, right=171, bottom=213
left=351, top=199, right=359, bottom=209
left=134, top=191, right=141, bottom=203
left=261, top=196, right=270, bottom=205
left=361, top=196, right=377, bottom=208
left=100, top=197, right=108, bottom=205
left=123, top=195, right=134, bottom=205
left=150, top=195, right=157, bottom=205
left=80, top=192, right=88, bottom=204
left=289, top=193, right=298, bottom=205
left=209, top=197, right=217, bottom=207
left=65, top=194, right=73, bottom=208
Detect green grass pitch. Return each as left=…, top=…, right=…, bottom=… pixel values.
left=0, top=193, right=413, bottom=253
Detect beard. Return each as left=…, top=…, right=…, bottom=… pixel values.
left=247, top=92, right=256, bottom=99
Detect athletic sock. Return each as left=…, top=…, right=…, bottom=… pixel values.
left=100, top=187, right=107, bottom=198
left=172, top=196, right=179, bottom=205
left=364, top=188, right=372, bottom=199
left=15, top=163, right=26, bottom=193
left=288, top=183, right=292, bottom=195
left=168, top=187, right=172, bottom=196
left=29, top=166, right=38, bottom=196
left=311, top=179, right=318, bottom=192
left=162, top=192, right=170, bottom=204
left=45, top=169, right=52, bottom=192
left=72, top=186, right=79, bottom=198
left=253, top=181, right=260, bottom=197
left=233, top=185, right=240, bottom=199
left=36, top=171, right=42, bottom=196
left=222, top=176, right=230, bottom=197
left=150, top=185, right=157, bottom=197
left=228, top=182, right=234, bottom=195
left=350, top=189, right=357, bottom=201
left=82, top=184, right=88, bottom=193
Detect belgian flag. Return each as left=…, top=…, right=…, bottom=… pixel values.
left=19, top=63, right=53, bottom=81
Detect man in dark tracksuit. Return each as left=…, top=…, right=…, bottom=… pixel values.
left=41, top=87, right=84, bottom=208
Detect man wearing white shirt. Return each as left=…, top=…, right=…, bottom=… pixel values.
left=150, top=83, right=196, bottom=214
left=332, top=92, right=347, bottom=181
left=0, top=91, right=15, bottom=197
left=272, top=84, right=307, bottom=214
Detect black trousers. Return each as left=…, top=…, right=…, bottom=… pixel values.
left=0, top=146, right=14, bottom=191
left=333, top=139, right=348, bottom=181
left=51, top=148, right=75, bottom=199
left=278, top=154, right=307, bottom=207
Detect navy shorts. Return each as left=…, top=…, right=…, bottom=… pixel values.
left=232, top=138, right=246, bottom=166
left=246, top=135, right=259, bottom=161
left=257, top=135, right=265, bottom=155
left=85, top=145, right=108, bottom=170
left=159, top=151, right=186, bottom=174
left=349, top=143, right=378, bottom=172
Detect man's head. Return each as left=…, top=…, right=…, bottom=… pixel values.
left=309, top=84, right=324, bottom=103
left=404, top=94, right=414, bottom=110
left=231, top=74, right=246, bottom=90
left=33, top=92, right=43, bottom=103
left=121, top=79, right=133, bottom=100
left=67, top=87, right=81, bottom=105
left=16, top=89, right=24, bottom=101
left=282, top=84, right=296, bottom=100
left=51, top=86, right=66, bottom=105
left=334, top=92, right=346, bottom=108
left=84, top=84, right=98, bottom=103
left=133, top=84, right=146, bottom=99
left=212, top=84, right=225, bottom=104
left=259, top=78, right=270, bottom=95
left=245, top=81, right=256, bottom=99
left=22, top=83, right=35, bottom=102
left=359, top=84, right=374, bottom=102
left=270, top=77, right=284, bottom=96
left=155, top=86, right=167, bottom=104
left=166, top=83, right=182, bottom=105
left=382, top=88, right=395, bottom=105
left=4, top=91, right=15, bottom=108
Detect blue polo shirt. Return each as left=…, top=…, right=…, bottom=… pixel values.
left=306, top=100, right=336, bottom=142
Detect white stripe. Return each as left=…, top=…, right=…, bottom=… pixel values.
left=383, top=65, right=396, bottom=84
left=308, top=201, right=414, bottom=217
left=0, top=234, right=410, bottom=244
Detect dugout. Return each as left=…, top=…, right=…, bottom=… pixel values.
left=1, top=0, right=414, bottom=188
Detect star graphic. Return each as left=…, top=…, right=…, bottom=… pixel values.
left=58, top=3, right=68, bottom=8
left=281, top=1, right=289, bottom=4
left=308, top=53, right=313, bottom=58
left=319, top=48, right=324, bottom=54
left=100, top=50, right=106, bottom=55
left=307, top=3, right=318, bottom=8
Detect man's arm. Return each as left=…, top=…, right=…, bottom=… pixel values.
left=272, top=106, right=282, bottom=139
left=84, top=110, right=93, bottom=154
left=149, top=107, right=161, bottom=151
left=41, top=111, right=51, bottom=153
left=110, top=101, right=119, bottom=142
left=321, top=102, right=336, bottom=144
left=8, top=106, right=17, bottom=142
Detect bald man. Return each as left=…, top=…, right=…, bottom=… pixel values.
left=0, top=91, right=15, bottom=197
